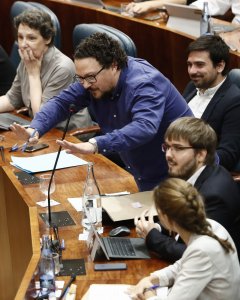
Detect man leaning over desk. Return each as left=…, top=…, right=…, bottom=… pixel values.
left=10, top=32, right=192, bottom=192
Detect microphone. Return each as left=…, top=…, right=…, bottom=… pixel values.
left=47, top=104, right=76, bottom=226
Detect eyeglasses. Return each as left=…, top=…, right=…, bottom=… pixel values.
left=162, top=143, right=196, bottom=153
left=73, top=66, right=105, bottom=85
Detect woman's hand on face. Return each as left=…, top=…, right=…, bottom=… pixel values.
left=18, top=48, right=43, bottom=76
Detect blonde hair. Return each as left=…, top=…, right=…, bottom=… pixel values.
left=154, top=178, right=234, bottom=253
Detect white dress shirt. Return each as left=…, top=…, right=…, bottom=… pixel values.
left=188, top=79, right=226, bottom=118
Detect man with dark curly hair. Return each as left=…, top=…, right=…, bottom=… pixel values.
left=11, top=32, right=192, bottom=191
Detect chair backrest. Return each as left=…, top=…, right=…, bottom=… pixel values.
left=228, top=68, right=240, bottom=89
left=10, top=1, right=61, bottom=69
left=229, top=69, right=240, bottom=173
left=72, top=23, right=137, bottom=57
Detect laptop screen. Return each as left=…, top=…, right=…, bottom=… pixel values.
left=83, top=201, right=110, bottom=260
left=165, top=3, right=202, bottom=37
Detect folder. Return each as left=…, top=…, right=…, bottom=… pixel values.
left=102, top=191, right=157, bottom=222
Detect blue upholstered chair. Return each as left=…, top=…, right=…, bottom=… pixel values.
left=72, top=23, right=137, bottom=57
left=10, top=1, right=61, bottom=69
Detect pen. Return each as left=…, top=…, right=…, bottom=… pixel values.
left=59, top=273, right=76, bottom=300
left=21, top=128, right=38, bottom=152
left=143, top=284, right=161, bottom=294
left=100, top=191, right=130, bottom=197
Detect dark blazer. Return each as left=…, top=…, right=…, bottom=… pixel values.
left=146, top=165, right=240, bottom=262
left=183, top=76, right=240, bottom=171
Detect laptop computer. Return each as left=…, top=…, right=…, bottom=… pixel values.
left=165, top=3, right=202, bottom=37
left=73, top=0, right=120, bottom=13
left=0, top=113, right=30, bottom=130
left=84, top=203, right=150, bottom=260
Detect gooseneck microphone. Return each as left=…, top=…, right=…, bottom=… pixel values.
left=47, top=104, right=76, bottom=226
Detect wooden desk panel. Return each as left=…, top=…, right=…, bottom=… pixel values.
left=0, top=166, right=40, bottom=300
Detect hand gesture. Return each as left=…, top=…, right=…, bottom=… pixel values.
left=10, top=123, right=39, bottom=144
left=135, top=209, right=160, bottom=239
left=56, top=140, right=96, bottom=154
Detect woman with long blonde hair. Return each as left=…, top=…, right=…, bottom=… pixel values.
left=129, top=178, right=240, bottom=300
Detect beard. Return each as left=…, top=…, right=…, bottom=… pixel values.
left=190, top=75, right=217, bottom=90
left=168, top=158, right=198, bottom=180
left=88, top=87, right=114, bottom=100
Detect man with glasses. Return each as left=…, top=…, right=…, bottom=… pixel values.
left=135, top=117, right=240, bottom=261
left=11, top=32, right=192, bottom=191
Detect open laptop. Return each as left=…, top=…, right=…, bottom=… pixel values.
left=84, top=203, right=150, bottom=260
left=0, top=113, right=30, bottom=130
left=73, top=0, right=120, bottom=13
left=165, top=3, right=202, bottom=37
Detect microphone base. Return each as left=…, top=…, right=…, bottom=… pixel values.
left=57, top=258, right=86, bottom=276
left=39, top=211, right=76, bottom=227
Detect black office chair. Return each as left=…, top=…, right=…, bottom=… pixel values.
left=228, top=68, right=240, bottom=89
left=228, top=68, right=240, bottom=175
left=10, top=1, right=61, bottom=69
left=72, top=23, right=137, bottom=57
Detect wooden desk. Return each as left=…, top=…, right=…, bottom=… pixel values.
left=1, top=0, right=239, bottom=93
left=0, top=129, right=167, bottom=299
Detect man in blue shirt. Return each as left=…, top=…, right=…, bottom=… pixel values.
left=11, top=32, right=192, bottom=191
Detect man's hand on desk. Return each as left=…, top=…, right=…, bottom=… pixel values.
left=135, top=209, right=160, bottom=239
left=10, top=123, right=39, bottom=144
left=56, top=139, right=96, bottom=154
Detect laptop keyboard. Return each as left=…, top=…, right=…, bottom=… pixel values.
left=106, top=237, right=136, bottom=257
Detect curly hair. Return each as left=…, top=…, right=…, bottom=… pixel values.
left=154, top=178, right=234, bottom=253
left=14, top=9, right=55, bottom=46
left=165, top=117, right=217, bottom=165
left=74, top=32, right=127, bottom=69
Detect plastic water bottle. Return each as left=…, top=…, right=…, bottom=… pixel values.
left=39, top=235, right=55, bottom=297
left=200, top=2, right=211, bottom=36
left=82, top=162, right=102, bottom=232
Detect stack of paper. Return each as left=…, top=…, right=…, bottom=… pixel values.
left=11, top=150, right=88, bottom=173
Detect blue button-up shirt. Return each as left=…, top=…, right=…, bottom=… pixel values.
left=31, top=57, right=192, bottom=191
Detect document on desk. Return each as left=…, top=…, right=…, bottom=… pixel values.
left=102, top=191, right=157, bottom=221
left=86, top=284, right=168, bottom=300
left=10, top=150, right=88, bottom=173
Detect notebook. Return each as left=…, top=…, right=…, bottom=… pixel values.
left=73, top=0, right=120, bottom=13
left=0, top=113, right=30, bottom=130
left=84, top=203, right=150, bottom=260
left=165, top=3, right=202, bottom=37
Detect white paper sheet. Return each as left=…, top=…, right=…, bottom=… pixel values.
left=11, top=150, right=88, bottom=173
left=86, top=284, right=168, bottom=300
